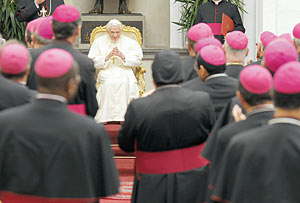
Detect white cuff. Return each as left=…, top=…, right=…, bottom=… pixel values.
left=35, top=1, right=39, bottom=8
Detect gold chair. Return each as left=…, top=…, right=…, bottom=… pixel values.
left=90, top=24, right=146, bottom=96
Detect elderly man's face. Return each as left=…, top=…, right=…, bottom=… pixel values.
left=108, top=26, right=121, bottom=42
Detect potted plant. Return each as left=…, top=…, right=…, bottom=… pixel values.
left=0, top=0, right=25, bottom=41
left=173, top=0, right=246, bottom=31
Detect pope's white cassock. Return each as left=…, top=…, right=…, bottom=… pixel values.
left=88, top=34, right=143, bottom=123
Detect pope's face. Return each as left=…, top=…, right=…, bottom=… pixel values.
left=108, top=26, right=121, bottom=42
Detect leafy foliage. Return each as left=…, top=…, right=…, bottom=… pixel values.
left=173, top=0, right=246, bottom=31
left=0, top=0, right=25, bottom=41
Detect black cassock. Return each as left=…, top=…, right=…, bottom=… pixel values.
left=27, top=40, right=98, bottom=117
left=182, top=74, right=238, bottom=119
left=16, top=0, right=64, bottom=23
left=0, top=98, right=119, bottom=202
left=212, top=118, right=300, bottom=203
left=225, top=64, right=244, bottom=79
left=194, top=0, right=245, bottom=43
left=118, top=86, right=215, bottom=203
left=181, top=56, right=198, bottom=82
left=207, top=107, right=274, bottom=202
left=0, top=75, right=32, bottom=111
left=201, top=96, right=244, bottom=162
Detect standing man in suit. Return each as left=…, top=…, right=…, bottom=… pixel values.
left=27, top=5, right=98, bottom=117
left=0, top=41, right=32, bottom=111
left=183, top=45, right=237, bottom=119
left=224, top=31, right=248, bottom=79
left=15, top=0, right=64, bottom=23
left=182, top=23, right=213, bottom=82
left=195, top=0, right=245, bottom=43
left=119, top=50, right=215, bottom=203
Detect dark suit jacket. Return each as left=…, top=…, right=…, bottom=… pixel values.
left=182, top=74, right=238, bottom=119
left=15, top=0, right=64, bottom=23
left=27, top=40, right=98, bottom=117
left=0, top=98, right=119, bottom=199
left=0, top=75, right=32, bottom=111
left=118, top=86, right=215, bottom=203
left=225, top=64, right=244, bottom=79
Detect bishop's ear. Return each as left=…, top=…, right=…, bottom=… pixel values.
left=67, top=74, right=80, bottom=101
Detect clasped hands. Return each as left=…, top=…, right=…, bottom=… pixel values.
left=105, top=47, right=125, bottom=62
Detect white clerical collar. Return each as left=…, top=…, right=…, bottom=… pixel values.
left=36, top=93, right=67, bottom=103
left=213, top=0, right=222, bottom=5
left=268, top=118, right=300, bottom=127
left=246, top=104, right=275, bottom=117
left=205, top=73, right=228, bottom=82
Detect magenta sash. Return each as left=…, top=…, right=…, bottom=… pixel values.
left=207, top=23, right=222, bottom=35
left=67, top=104, right=86, bottom=116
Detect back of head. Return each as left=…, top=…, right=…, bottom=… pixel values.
left=264, top=39, right=298, bottom=73
left=279, top=33, right=293, bottom=44
left=35, top=48, right=80, bottom=101
left=238, top=65, right=273, bottom=106
left=33, top=16, right=54, bottom=45
left=225, top=31, right=248, bottom=59
left=152, top=50, right=183, bottom=86
left=195, top=37, right=222, bottom=54
left=260, top=31, right=278, bottom=50
left=0, top=42, right=30, bottom=80
left=187, top=23, right=213, bottom=50
left=273, top=61, right=300, bottom=110
left=52, top=5, right=81, bottom=40
left=293, top=23, right=300, bottom=49
left=25, top=17, right=44, bottom=47
left=196, top=45, right=226, bottom=76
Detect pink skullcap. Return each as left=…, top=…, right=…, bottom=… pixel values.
left=35, top=48, right=74, bottom=78
left=260, top=31, right=278, bottom=47
left=195, top=37, right=222, bottom=54
left=293, top=23, right=300, bottom=39
left=200, top=45, right=226, bottom=66
left=27, top=17, right=44, bottom=33
left=0, top=44, right=29, bottom=74
left=240, top=65, right=273, bottom=94
left=274, top=61, right=300, bottom=94
left=226, top=31, right=248, bottom=50
left=264, top=39, right=298, bottom=72
left=53, top=5, right=80, bottom=23
left=279, top=33, right=293, bottom=44
left=187, top=23, right=213, bottom=42
left=38, top=16, right=53, bottom=39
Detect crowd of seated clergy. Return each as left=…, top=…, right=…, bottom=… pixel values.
left=0, top=3, right=300, bottom=203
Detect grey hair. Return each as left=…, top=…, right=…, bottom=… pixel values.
left=33, top=32, right=52, bottom=45
left=106, top=19, right=122, bottom=31
left=294, top=37, right=300, bottom=48
left=224, top=41, right=248, bottom=58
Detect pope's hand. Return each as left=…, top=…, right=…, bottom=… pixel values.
left=113, top=47, right=125, bottom=61
left=35, top=0, right=45, bottom=4
left=105, top=49, right=115, bottom=62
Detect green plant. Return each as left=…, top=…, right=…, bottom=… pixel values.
left=173, top=0, right=246, bottom=31
left=0, top=0, right=25, bottom=41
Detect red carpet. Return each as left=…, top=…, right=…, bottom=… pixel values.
left=100, top=124, right=135, bottom=203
